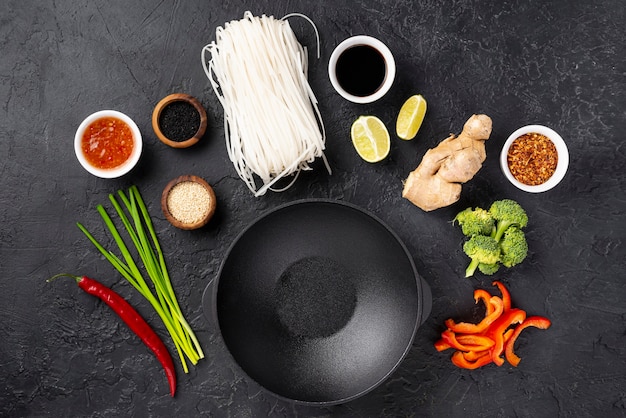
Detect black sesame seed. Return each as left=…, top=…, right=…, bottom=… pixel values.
left=158, top=101, right=201, bottom=142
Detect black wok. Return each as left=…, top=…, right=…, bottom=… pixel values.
left=202, top=199, right=431, bottom=405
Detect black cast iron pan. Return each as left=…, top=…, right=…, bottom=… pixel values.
left=202, top=199, right=431, bottom=405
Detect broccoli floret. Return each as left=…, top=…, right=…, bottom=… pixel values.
left=454, top=207, right=496, bottom=237
left=463, top=235, right=501, bottom=277
left=453, top=200, right=530, bottom=278
left=500, top=226, right=528, bottom=268
left=489, top=199, right=528, bottom=242
left=478, top=262, right=500, bottom=275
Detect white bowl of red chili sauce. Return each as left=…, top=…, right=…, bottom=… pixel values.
left=74, top=110, right=143, bottom=178
left=500, top=124, right=569, bottom=193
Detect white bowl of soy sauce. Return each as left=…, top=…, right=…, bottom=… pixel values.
left=328, top=35, right=396, bottom=104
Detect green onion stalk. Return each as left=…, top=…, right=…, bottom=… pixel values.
left=77, top=185, right=204, bottom=372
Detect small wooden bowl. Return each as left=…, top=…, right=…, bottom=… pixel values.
left=152, top=93, right=207, bottom=148
left=161, top=175, right=217, bottom=230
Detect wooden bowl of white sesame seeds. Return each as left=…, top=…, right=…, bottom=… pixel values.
left=161, top=175, right=216, bottom=230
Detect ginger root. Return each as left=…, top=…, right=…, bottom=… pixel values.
left=402, top=114, right=492, bottom=211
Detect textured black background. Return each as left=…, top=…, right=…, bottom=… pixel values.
left=1, top=0, right=625, bottom=416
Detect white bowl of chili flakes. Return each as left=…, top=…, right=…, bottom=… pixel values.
left=74, top=110, right=143, bottom=179
left=500, top=125, right=569, bottom=193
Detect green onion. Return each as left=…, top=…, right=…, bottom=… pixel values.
left=77, top=185, right=204, bottom=372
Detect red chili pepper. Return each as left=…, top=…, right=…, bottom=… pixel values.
left=487, top=308, right=526, bottom=366
left=505, top=316, right=552, bottom=367
left=49, top=274, right=176, bottom=396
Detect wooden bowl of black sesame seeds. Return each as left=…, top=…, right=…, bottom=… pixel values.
left=161, top=175, right=216, bottom=230
left=152, top=93, right=207, bottom=148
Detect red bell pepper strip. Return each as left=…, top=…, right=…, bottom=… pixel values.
left=474, top=289, right=495, bottom=316
left=487, top=308, right=526, bottom=366
left=505, top=316, right=552, bottom=367
left=49, top=274, right=177, bottom=396
left=445, top=296, right=504, bottom=334
left=434, top=333, right=495, bottom=353
left=492, top=281, right=511, bottom=311
left=434, top=339, right=451, bottom=352
left=451, top=350, right=492, bottom=369
left=456, top=330, right=514, bottom=363
left=440, top=330, right=495, bottom=352
left=503, top=328, right=514, bottom=344
left=462, top=350, right=489, bottom=362
left=456, top=334, right=495, bottom=350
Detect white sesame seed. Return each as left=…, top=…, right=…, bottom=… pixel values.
left=166, top=181, right=212, bottom=225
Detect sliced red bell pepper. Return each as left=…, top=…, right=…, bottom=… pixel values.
left=435, top=282, right=550, bottom=370
left=456, top=334, right=495, bottom=349
left=440, top=330, right=495, bottom=352
left=488, top=308, right=527, bottom=366
left=451, top=350, right=492, bottom=369
left=457, top=329, right=512, bottom=363
left=462, top=349, right=490, bottom=362
left=492, top=281, right=511, bottom=311
left=505, top=316, right=552, bottom=367
left=434, top=338, right=451, bottom=352
left=439, top=330, right=466, bottom=351
left=445, top=296, right=504, bottom=334
left=474, top=289, right=495, bottom=316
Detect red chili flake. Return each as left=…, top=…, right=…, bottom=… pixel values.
left=507, top=133, right=558, bottom=185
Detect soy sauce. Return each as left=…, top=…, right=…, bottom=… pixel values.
left=335, top=45, right=386, bottom=97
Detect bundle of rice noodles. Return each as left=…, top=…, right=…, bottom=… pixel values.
left=201, top=11, right=330, bottom=196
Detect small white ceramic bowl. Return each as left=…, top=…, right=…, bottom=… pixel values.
left=74, top=110, right=142, bottom=178
left=328, top=35, right=396, bottom=104
left=500, top=124, right=569, bottom=193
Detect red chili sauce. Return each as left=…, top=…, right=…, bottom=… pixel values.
left=81, top=117, right=134, bottom=169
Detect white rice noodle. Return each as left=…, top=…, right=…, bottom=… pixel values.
left=201, top=11, right=330, bottom=197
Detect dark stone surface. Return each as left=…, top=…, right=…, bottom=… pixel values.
left=1, top=0, right=625, bottom=416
